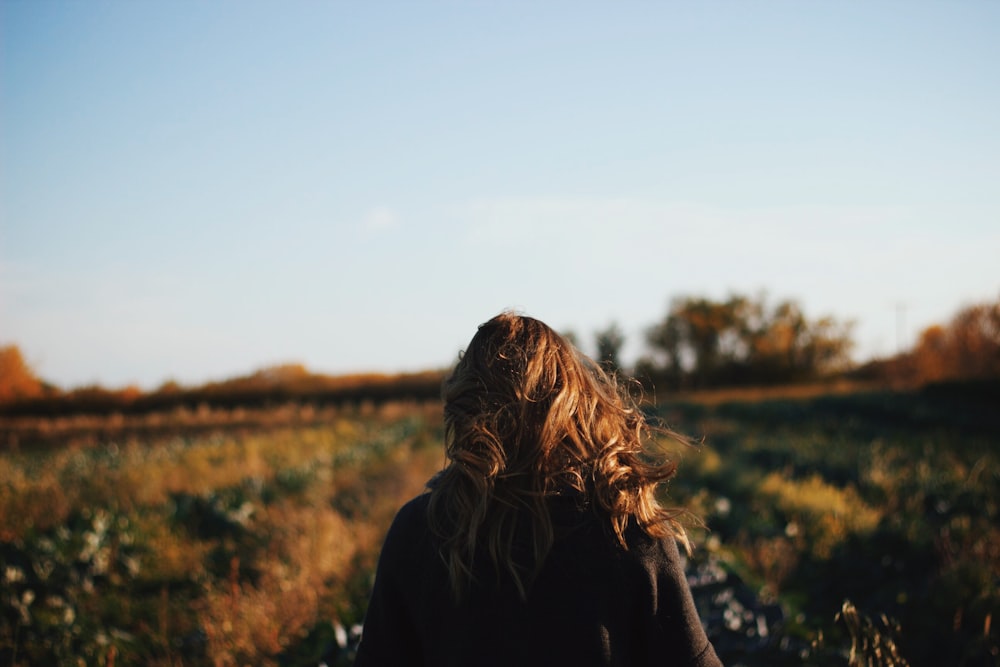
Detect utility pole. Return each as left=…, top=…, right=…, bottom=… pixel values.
left=895, top=302, right=908, bottom=355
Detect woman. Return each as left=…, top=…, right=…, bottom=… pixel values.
left=355, top=312, right=721, bottom=666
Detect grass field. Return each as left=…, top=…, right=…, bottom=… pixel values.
left=1, top=388, right=997, bottom=666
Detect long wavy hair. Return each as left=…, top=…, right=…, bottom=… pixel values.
left=427, top=312, right=691, bottom=601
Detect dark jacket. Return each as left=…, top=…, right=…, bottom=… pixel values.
left=355, top=493, right=722, bottom=667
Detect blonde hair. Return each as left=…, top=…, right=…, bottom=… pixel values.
left=428, top=312, right=690, bottom=600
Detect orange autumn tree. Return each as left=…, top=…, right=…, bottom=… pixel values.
left=0, top=345, right=44, bottom=403
left=911, top=298, right=1000, bottom=383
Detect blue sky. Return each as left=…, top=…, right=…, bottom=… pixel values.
left=2, top=1, right=998, bottom=389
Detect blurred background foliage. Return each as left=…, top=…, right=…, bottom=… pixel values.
left=3, top=293, right=997, bottom=418
left=1, top=292, right=998, bottom=665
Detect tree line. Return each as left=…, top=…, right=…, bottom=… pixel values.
left=634, top=294, right=853, bottom=389
left=1, top=291, right=998, bottom=416
left=852, top=297, right=1000, bottom=388
left=0, top=358, right=446, bottom=418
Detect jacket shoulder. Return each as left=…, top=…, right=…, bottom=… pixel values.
left=379, top=493, right=434, bottom=557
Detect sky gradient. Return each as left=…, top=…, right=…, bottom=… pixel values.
left=2, top=1, right=998, bottom=389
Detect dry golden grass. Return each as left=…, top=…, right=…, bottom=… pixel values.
left=194, top=441, right=441, bottom=665
left=0, top=404, right=447, bottom=666
left=758, top=472, right=881, bottom=558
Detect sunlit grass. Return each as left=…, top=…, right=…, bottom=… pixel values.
left=0, top=405, right=444, bottom=666
left=1, top=391, right=997, bottom=666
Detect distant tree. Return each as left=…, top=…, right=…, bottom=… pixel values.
left=644, top=295, right=750, bottom=388
left=911, top=297, right=1000, bottom=383
left=747, top=302, right=853, bottom=382
left=0, top=345, right=44, bottom=403
left=594, top=322, right=625, bottom=373
left=641, top=308, right=685, bottom=389
left=156, top=379, right=184, bottom=395
left=120, top=385, right=143, bottom=403
left=644, top=293, right=854, bottom=389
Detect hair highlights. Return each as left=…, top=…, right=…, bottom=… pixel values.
left=428, top=312, right=691, bottom=600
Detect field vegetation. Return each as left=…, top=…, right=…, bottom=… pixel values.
left=661, top=385, right=999, bottom=665
left=1, top=294, right=997, bottom=665
left=1, top=403, right=444, bottom=666
left=1, top=386, right=997, bottom=666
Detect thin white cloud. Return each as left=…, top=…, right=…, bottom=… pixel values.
left=362, top=205, right=399, bottom=232
left=453, top=195, right=915, bottom=271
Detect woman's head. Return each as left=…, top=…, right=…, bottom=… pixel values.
left=429, top=311, right=689, bottom=598
left=442, top=312, right=610, bottom=493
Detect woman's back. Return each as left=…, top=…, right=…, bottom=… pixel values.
left=354, top=313, right=721, bottom=666
left=355, top=493, right=721, bottom=667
